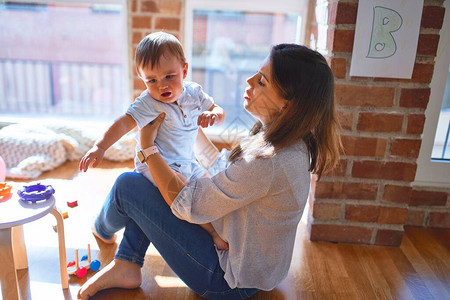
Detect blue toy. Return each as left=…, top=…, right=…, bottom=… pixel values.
left=90, top=260, right=101, bottom=272
left=18, top=183, right=54, bottom=202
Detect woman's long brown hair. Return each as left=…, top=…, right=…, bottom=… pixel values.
left=229, top=44, right=341, bottom=179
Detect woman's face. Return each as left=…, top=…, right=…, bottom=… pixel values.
left=243, top=57, right=288, bottom=125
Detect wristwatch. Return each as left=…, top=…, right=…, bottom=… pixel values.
left=137, top=145, right=159, bottom=163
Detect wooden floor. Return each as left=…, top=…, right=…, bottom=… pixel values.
left=8, top=160, right=450, bottom=300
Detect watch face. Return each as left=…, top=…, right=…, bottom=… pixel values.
left=137, top=151, right=145, bottom=163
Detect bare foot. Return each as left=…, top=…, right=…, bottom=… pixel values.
left=212, top=233, right=229, bottom=250
left=77, top=259, right=142, bottom=300
left=92, top=220, right=117, bottom=244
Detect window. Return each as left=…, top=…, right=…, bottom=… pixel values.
left=431, top=69, right=450, bottom=160
left=185, top=0, right=309, bottom=142
left=415, top=0, right=450, bottom=188
left=0, top=0, right=128, bottom=122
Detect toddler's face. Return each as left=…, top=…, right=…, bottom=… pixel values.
left=138, top=54, right=187, bottom=104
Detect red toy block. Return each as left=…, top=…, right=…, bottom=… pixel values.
left=75, top=267, right=87, bottom=278
left=67, top=200, right=78, bottom=208
left=67, top=260, right=75, bottom=267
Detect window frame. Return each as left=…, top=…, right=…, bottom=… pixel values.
left=184, top=0, right=309, bottom=74
left=414, top=0, right=450, bottom=188
left=184, top=0, right=308, bottom=79
left=183, top=0, right=308, bottom=143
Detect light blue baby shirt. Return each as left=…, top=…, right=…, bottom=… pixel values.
left=126, top=81, right=214, bottom=179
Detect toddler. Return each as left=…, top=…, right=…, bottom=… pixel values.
left=80, top=32, right=228, bottom=250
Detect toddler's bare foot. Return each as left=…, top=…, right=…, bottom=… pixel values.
left=212, top=234, right=229, bottom=250
left=77, top=259, right=142, bottom=300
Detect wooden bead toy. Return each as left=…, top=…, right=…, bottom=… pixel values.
left=67, top=249, right=79, bottom=275
left=90, top=260, right=101, bottom=272
left=75, top=267, right=87, bottom=278
left=67, top=244, right=101, bottom=278
left=67, top=200, right=78, bottom=208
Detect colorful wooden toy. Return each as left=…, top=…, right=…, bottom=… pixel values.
left=17, top=183, right=54, bottom=203
left=0, top=182, right=12, bottom=201
left=67, top=200, right=78, bottom=208
left=90, top=259, right=101, bottom=272
left=75, top=267, right=87, bottom=278
left=79, top=244, right=91, bottom=269
left=67, top=244, right=101, bottom=278
left=67, top=261, right=75, bottom=267
left=67, top=249, right=79, bottom=275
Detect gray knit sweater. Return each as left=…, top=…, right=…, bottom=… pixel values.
left=171, top=139, right=310, bottom=290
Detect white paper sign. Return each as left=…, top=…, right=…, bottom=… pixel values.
left=349, top=0, right=424, bottom=78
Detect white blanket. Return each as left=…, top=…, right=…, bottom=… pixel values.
left=0, top=122, right=136, bottom=179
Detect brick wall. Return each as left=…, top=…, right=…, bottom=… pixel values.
left=128, top=0, right=183, bottom=99
left=308, top=0, right=450, bottom=246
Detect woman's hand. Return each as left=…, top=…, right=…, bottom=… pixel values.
left=139, top=112, right=186, bottom=206
left=140, top=113, right=166, bottom=149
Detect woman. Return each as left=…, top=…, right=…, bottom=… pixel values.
left=78, top=44, right=341, bottom=300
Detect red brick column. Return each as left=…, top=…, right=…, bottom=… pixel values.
left=308, top=0, right=449, bottom=246
left=128, top=0, right=183, bottom=99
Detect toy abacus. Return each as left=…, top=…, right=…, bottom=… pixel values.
left=67, top=244, right=101, bottom=278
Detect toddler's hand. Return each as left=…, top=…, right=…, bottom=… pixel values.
left=197, top=111, right=218, bottom=128
left=79, top=145, right=105, bottom=172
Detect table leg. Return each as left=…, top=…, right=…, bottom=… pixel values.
left=0, top=228, right=20, bottom=300
left=12, top=225, right=28, bottom=270
left=50, top=207, right=69, bottom=289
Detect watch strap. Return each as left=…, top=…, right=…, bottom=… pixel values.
left=138, top=145, right=159, bottom=163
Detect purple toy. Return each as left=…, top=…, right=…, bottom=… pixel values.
left=18, top=183, right=55, bottom=203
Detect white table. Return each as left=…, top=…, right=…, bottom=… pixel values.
left=0, top=191, right=68, bottom=300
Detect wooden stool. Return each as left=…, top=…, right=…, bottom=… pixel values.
left=0, top=194, right=68, bottom=300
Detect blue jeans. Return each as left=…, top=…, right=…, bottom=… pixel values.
left=94, top=172, right=259, bottom=299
